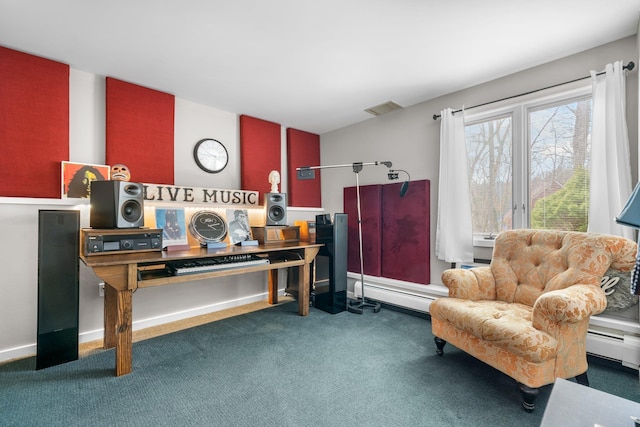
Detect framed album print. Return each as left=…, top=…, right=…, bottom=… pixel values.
left=226, top=208, right=253, bottom=244
left=156, top=208, right=189, bottom=248
left=61, top=161, right=110, bottom=199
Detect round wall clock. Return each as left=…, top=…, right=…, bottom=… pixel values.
left=188, top=210, right=228, bottom=244
left=193, top=138, right=228, bottom=173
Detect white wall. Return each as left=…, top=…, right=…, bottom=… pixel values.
left=320, top=36, right=639, bottom=287
left=69, top=69, right=105, bottom=164
left=174, top=98, right=240, bottom=189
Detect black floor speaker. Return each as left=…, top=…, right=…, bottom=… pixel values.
left=37, top=210, right=80, bottom=370
left=313, top=213, right=347, bottom=314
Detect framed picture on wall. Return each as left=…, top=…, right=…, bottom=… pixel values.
left=61, top=161, right=110, bottom=199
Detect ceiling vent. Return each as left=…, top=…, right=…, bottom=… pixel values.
left=364, top=101, right=403, bottom=116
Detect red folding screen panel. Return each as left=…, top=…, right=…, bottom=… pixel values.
left=286, top=128, right=321, bottom=207
left=0, top=46, right=69, bottom=198
left=381, top=179, right=431, bottom=284
left=344, top=179, right=431, bottom=284
left=239, top=115, right=281, bottom=203
left=106, top=78, right=175, bottom=185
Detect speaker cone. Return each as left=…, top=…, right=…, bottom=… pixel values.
left=269, top=205, right=285, bottom=221
left=121, top=200, right=142, bottom=222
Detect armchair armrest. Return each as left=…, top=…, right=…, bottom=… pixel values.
left=441, top=266, right=496, bottom=300
left=532, top=285, right=607, bottom=330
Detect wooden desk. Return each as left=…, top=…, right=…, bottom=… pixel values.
left=80, top=242, right=321, bottom=376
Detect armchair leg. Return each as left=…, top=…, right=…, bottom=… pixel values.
left=575, top=372, right=589, bottom=386
left=434, top=337, right=447, bottom=355
left=518, top=383, right=539, bottom=412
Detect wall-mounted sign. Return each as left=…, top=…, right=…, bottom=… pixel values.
left=143, top=183, right=259, bottom=207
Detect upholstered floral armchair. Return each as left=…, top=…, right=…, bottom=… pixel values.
left=430, top=229, right=637, bottom=411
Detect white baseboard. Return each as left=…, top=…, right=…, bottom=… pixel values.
left=0, top=291, right=272, bottom=364
left=0, top=344, right=34, bottom=364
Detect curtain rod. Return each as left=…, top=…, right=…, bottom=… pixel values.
left=432, top=61, right=635, bottom=120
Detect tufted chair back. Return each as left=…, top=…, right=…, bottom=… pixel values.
left=490, top=229, right=637, bottom=307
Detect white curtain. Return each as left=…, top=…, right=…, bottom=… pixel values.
left=588, top=61, right=633, bottom=240
left=436, top=108, right=474, bottom=263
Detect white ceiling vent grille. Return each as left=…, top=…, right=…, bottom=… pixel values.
left=364, top=101, right=403, bottom=116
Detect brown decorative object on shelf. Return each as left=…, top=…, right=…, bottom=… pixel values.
left=110, top=164, right=131, bottom=181
left=251, top=226, right=300, bottom=244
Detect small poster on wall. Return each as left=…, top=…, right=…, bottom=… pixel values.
left=156, top=208, right=189, bottom=248
left=61, top=161, right=110, bottom=199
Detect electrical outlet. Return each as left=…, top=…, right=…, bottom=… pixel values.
left=98, top=282, right=105, bottom=297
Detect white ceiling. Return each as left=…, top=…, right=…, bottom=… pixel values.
left=1, top=0, right=639, bottom=134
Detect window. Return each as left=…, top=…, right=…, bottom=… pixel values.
left=464, top=87, right=592, bottom=236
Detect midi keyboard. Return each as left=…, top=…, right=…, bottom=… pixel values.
left=165, top=254, right=270, bottom=276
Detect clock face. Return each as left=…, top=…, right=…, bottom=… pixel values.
left=188, top=211, right=228, bottom=244
left=194, top=138, right=228, bottom=173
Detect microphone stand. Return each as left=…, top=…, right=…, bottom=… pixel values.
left=348, top=163, right=382, bottom=314
left=296, top=161, right=390, bottom=314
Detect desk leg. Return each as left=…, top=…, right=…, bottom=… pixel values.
left=268, top=270, right=278, bottom=305
left=104, top=284, right=116, bottom=349
left=103, top=283, right=133, bottom=376
left=298, top=263, right=310, bottom=316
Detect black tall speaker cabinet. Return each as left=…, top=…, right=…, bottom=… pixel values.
left=37, top=210, right=80, bottom=370
left=313, top=213, right=347, bottom=314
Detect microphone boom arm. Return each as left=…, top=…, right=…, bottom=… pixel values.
left=296, top=161, right=392, bottom=179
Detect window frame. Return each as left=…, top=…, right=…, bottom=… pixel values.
left=463, top=84, right=593, bottom=238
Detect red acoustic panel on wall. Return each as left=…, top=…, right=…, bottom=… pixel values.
left=240, top=115, right=281, bottom=203
left=0, top=46, right=69, bottom=198
left=106, top=78, right=175, bottom=184
left=343, top=184, right=382, bottom=276
left=381, top=179, right=431, bottom=284
left=286, top=128, right=321, bottom=207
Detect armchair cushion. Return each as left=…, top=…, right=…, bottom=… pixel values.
left=432, top=299, right=556, bottom=362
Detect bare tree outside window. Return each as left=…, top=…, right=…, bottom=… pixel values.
left=465, top=115, right=512, bottom=234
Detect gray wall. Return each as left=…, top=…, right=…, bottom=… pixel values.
left=320, top=36, right=639, bottom=285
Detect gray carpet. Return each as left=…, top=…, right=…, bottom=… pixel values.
left=1, top=302, right=639, bottom=426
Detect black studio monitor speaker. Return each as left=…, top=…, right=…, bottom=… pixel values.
left=90, top=180, right=144, bottom=229
left=314, top=213, right=348, bottom=314
left=37, top=210, right=80, bottom=370
left=265, top=193, right=287, bottom=226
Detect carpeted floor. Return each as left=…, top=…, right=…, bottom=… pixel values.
left=1, top=301, right=639, bottom=426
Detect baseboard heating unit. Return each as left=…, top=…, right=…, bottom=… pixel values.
left=350, top=276, right=447, bottom=314
left=587, top=320, right=640, bottom=371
